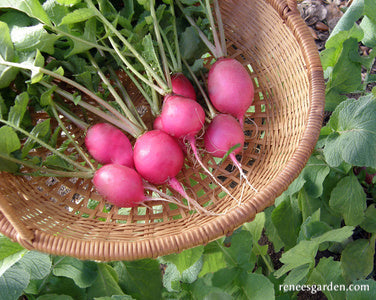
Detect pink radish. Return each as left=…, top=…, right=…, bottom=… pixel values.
left=85, top=123, right=134, bottom=168
left=93, top=164, right=144, bottom=207
left=159, top=95, right=205, bottom=139
left=204, top=114, right=257, bottom=192
left=207, top=58, right=254, bottom=125
left=170, top=73, right=196, bottom=100
left=133, top=129, right=209, bottom=213
left=93, top=164, right=188, bottom=209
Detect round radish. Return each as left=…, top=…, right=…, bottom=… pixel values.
left=207, top=58, right=254, bottom=124
left=159, top=95, right=205, bottom=139
left=204, top=114, right=245, bottom=158
left=133, top=130, right=184, bottom=185
left=85, top=123, right=134, bottom=168
left=93, top=164, right=144, bottom=207
left=153, top=115, right=163, bottom=130
left=170, top=73, right=196, bottom=100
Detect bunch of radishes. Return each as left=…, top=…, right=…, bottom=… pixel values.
left=82, top=0, right=257, bottom=213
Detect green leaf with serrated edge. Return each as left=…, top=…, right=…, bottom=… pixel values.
left=60, top=8, right=96, bottom=25
left=8, top=92, right=29, bottom=127
left=161, top=245, right=204, bottom=274
left=0, top=263, right=30, bottom=300
left=17, top=251, right=51, bottom=280
left=274, top=240, right=318, bottom=278
left=43, top=0, right=69, bottom=25
left=87, top=263, right=124, bottom=298
left=52, top=256, right=97, bottom=288
left=329, top=173, right=367, bottom=226
left=114, top=259, right=163, bottom=300
left=346, top=279, right=376, bottom=300
left=179, top=26, right=206, bottom=63
left=360, top=204, right=376, bottom=233
left=340, top=237, right=376, bottom=283
left=324, top=95, right=376, bottom=168
left=211, top=267, right=242, bottom=292
left=239, top=272, right=275, bottom=300
left=271, top=196, right=301, bottom=249
left=21, top=119, right=51, bottom=158
left=0, top=0, right=52, bottom=26
left=307, top=257, right=346, bottom=300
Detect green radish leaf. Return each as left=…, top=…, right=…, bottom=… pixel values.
left=21, top=119, right=51, bottom=158
left=0, top=263, right=30, bottom=300
left=60, top=8, right=96, bottom=25
left=114, top=259, right=163, bottom=300
left=211, top=266, right=242, bottom=292
left=307, top=257, right=346, bottom=300
left=198, top=249, right=226, bottom=278
left=87, top=263, right=124, bottom=298
left=190, top=277, right=232, bottom=300
left=0, top=0, right=52, bottom=26
left=225, top=230, right=253, bottom=269
left=43, top=0, right=69, bottom=26
left=301, top=155, right=330, bottom=198
left=161, top=245, right=204, bottom=274
left=329, top=173, right=367, bottom=226
left=179, top=26, right=207, bottom=63
left=0, top=249, right=27, bottom=278
left=340, top=237, right=376, bottom=283
left=17, top=251, right=51, bottom=280
left=56, top=0, right=82, bottom=6
left=360, top=16, right=376, bottom=48
left=239, top=272, right=275, bottom=300
left=0, top=125, right=21, bottom=172
left=35, top=275, right=87, bottom=299
left=40, top=86, right=56, bottom=107
left=264, top=206, right=284, bottom=252
left=360, top=204, right=376, bottom=233
left=324, top=95, right=376, bottom=168
left=0, top=21, right=18, bottom=89
left=0, top=235, right=25, bottom=261
left=243, top=212, right=265, bottom=242
left=271, top=196, right=301, bottom=249
left=283, top=264, right=311, bottom=286
left=30, top=50, right=45, bottom=84
left=364, top=0, right=376, bottom=23
left=8, top=92, right=29, bottom=127
left=52, top=256, right=97, bottom=289
left=346, top=279, right=376, bottom=300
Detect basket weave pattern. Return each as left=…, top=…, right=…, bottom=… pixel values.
left=0, top=0, right=325, bottom=261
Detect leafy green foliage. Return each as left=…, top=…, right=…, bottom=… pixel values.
left=0, top=0, right=375, bottom=299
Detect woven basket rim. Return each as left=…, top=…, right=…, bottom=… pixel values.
left=0, top=0, right=325, bottom=261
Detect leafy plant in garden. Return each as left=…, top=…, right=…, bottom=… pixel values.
left=1, top=0, right=376, bottom=299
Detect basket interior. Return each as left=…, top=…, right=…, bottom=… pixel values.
left=0, top=0, right=315, bottom=259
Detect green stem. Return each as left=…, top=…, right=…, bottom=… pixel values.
left=150, top=0, right=172, bottom=90
left=182, top=58, right=216, bottom=119
left=55, top=103, right=89, bottom=131
left=170, top=2, right=182, bottom=72
left=85, top=0, right=169, bottom=92
left=159, top=23, right=178, bottom=73
left=0, top=119, right=90, bottom=173
left=108, top=36, right=167, bottom=96
left=175, top=0, right=218, bottom=58
left=205, top=0, right=224, bottom=58
left=87, top=52, right=141, bottom=126
left=106, top=66, right=148, bottom=130
left=39, top=80, right=142, bottom=137
left=213, top=0, right=227, bottom=57
left=51, top=103, right=96, bottom=171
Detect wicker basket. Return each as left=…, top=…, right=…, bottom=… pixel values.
left=0, top=0, right=325, bottom=261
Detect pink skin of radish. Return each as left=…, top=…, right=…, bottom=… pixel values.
left=204, top=114, right=257, bottom=193
left=93, top=164, right=145, bottom=207
left=133, top=130, right=184, bottom=185
left=207, top=58, right=254, bottom=125
left=85, top=123, right=134, bottom=168
left=133, top=129, right=208, bottom=213
left=170, top=73, right=197, bottom=100
left=159, top=95, right=205, bottom=140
